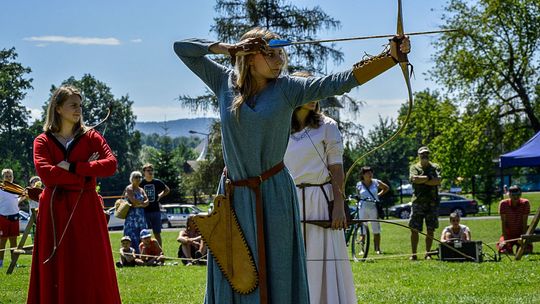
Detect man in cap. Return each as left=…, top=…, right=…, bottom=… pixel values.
left=497, top=185, right=532, bottom=254
left=408, top=147, right=442, bottom=260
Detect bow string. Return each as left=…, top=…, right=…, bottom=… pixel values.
left=343, top=0, right=414, bottom=189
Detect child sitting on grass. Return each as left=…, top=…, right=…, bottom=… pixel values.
left=139, top=229, right=165, bottom=266
left=116, top=236, right=143, bottom=267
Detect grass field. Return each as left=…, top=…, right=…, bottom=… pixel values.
left=1, top=216, right=539, bottom=303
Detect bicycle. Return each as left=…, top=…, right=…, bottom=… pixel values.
left=344, top=196, right=379, bottom=261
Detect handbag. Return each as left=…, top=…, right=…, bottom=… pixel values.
left=361, top=181, right=384, bottom=219
left=114, top=189, right=131, bottom=219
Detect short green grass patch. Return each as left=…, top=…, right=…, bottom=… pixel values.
left=1, top=217, right=539, bottom=303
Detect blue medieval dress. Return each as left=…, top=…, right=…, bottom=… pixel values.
left=174, top=38, right=359, bottom=304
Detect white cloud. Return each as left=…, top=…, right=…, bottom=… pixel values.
left=24, top=36, right=121, bottom=46
left=130, top=38, right=142, bottom=43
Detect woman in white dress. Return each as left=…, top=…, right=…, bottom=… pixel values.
left=356, top=167, right=389, bottom=254
left=284, top=71, right=356, bottom=304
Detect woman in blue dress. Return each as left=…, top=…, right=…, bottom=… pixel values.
left=174, top=27, right=410, bottom=303
left=122, top=171, right=148, bottom=254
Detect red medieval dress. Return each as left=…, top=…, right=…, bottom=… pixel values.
left=27, top=129, right=121, bottom=304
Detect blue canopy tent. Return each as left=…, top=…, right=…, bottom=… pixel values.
left=499, top=131, right=540, bottom=168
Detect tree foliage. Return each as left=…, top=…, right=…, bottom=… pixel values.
left=154, top=133, right=185, bottom=203
left=212, top=0, right=343, bottom=74
left=0, top=47, right=36, bottom=182
left=178, top=0, right=350, bottom=113
left=431, top=0, right=540, bottom=133
left=45, top=74, right=142, bottom=193
left=181, top=121, right=225, bottom=198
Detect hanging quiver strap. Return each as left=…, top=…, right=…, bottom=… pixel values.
left=352, top=36, right=408, bottom=85
left=192, top=180, right=258, bottom=295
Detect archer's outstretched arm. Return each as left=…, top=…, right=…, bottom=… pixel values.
left=352, top=35, right=410, bottom=85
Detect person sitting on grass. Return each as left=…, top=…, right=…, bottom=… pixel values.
left=139, top=229, right=165, bottom=266
left=116, top=236, right=143, bottom=268
left=440, top=212, right=471, bottom=242
left=177, top=216, right=207, bottom=266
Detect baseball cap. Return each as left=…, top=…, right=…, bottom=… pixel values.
left=121, top=236, right=131, bottom=242
left=417, top=146, right=430, bottom=154
left=140, top=229, right=152, bottom=239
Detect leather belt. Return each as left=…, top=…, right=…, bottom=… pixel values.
left=229, top=161, right=285, bottom=304
left=295, top=181, right=331, bottom=248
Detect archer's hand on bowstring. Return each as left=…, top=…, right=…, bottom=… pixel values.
left=228, top=37, right=269, bottom=57
left=209, top=37, right=269, bottom=57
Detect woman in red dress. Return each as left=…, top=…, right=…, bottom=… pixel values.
left=27, top=86, right=121, bottom=303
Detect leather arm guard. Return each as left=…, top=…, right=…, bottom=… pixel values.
left=353, top=37, right=408, bottom=85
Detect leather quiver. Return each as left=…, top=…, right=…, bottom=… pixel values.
left=192, top=190, right=258, bottom=294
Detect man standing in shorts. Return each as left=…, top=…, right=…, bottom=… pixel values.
left=140, top=164, right=170, bottom=248
left=408, top=147, right=442, bottom=260
left=0, top=169, right=26, bottom=268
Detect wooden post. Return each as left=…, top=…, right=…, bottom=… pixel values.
left=515, top=207, right=540, bottom=261
left=7, top=208, right=36, bottom=274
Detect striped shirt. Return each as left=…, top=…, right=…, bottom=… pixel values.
left=499, top=198, right=530, bottom=237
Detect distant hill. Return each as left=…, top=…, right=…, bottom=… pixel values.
left=135, top=118, right=216, bottom=138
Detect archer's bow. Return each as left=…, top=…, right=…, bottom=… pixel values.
left=343, top=0, right=414, bottom=188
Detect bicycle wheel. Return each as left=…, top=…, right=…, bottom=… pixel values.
left=351, top=223, right=370, bottom=261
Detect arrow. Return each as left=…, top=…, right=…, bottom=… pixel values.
left=268, top=29, right=457, bottom=48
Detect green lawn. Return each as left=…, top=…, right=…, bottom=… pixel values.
left=1, top=217, right=539, bottom=303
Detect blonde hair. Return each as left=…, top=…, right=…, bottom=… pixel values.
left=129, top=171, right=143, bottom=183
left=230, top=27, right=287, bottom=118
left=43, top=85, right=87, bottom=136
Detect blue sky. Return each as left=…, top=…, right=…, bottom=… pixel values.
left=1, top=0, right=450, bottom=130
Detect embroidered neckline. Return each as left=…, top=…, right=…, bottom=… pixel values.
left=290, top=127, right=311, bottom=141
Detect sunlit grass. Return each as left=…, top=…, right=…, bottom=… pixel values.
left=1, top=215, right=539, bottom=303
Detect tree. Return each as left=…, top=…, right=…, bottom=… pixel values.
left=0, top=47, right=36, bottom=181
left=45, top=75, right=141, bottom=193
left=212, top=0, right=343, bottom=73
left=179, top=0, right=350, bottom=112
left=0, top=48, right=32, bottom=142
left=181, top=121, right=225, bottom=198
left=154, top=133, right=184, bottom=203
left=398, top=90, right=459, bottom=146
left=431, top=0, right=540, bottom=134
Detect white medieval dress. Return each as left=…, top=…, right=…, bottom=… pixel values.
left=284, top=116, right=357, bottom=304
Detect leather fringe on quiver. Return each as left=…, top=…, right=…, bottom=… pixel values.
left=352, top=38, right=407, bottom=85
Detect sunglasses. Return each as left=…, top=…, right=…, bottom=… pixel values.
left=133, top=176, right=142, bottom=179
